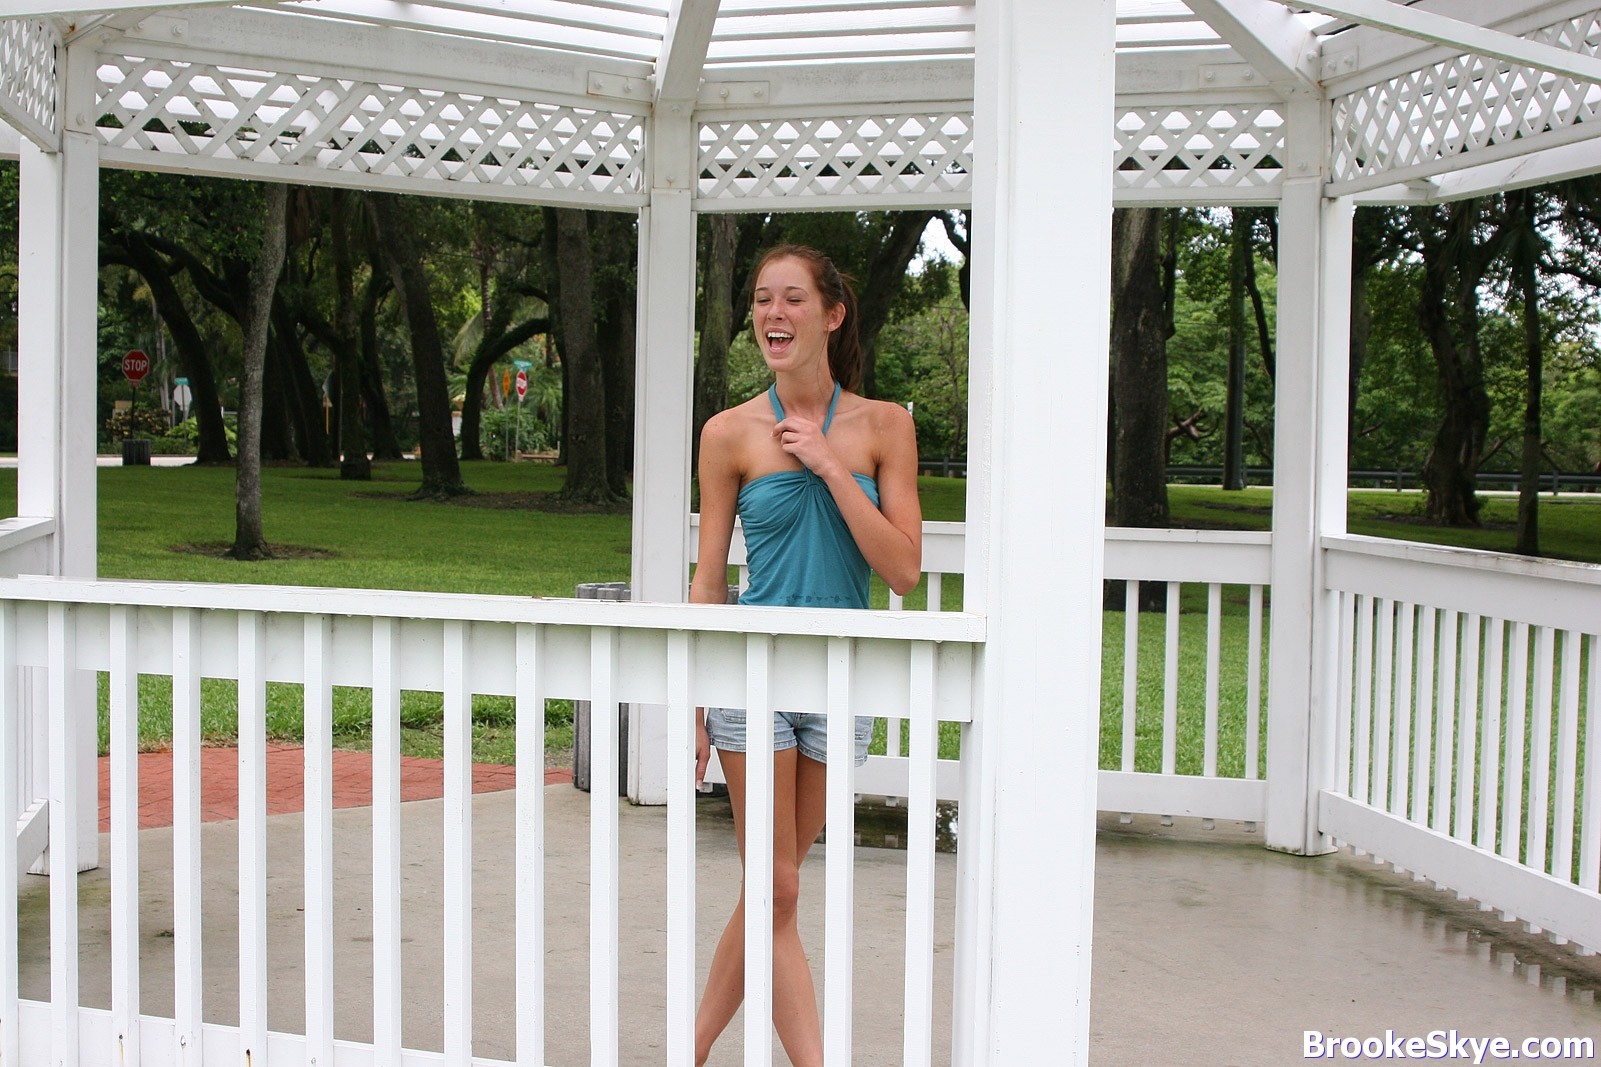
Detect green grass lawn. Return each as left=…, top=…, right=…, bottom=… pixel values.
left=1, top=463, right=1596, bottom=771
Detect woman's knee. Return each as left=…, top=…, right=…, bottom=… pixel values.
left=772, top=862, right=802, bottom=922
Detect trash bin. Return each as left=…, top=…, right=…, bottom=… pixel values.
left=571, top=581, right=741, bottom=794
left=121, top=438, right=151, bottom=466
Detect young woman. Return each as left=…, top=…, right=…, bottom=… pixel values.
left=690, top=245, right=923, bottom=1065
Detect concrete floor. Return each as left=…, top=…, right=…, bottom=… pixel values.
left=16, top=785, right=1601, bottom=1065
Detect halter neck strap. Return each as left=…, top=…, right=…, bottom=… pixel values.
left=767, top=381, right=843, bottom=434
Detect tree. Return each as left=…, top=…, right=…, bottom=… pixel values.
left=1109, top=207, right=1172, bottom=531
left=549, top=208, right=621, bottom=503
left=1505, top=188, right=1547, bottom=555
left=455, top=205, right=549, bottom=462
left=367, top=191, right=471, bottom=499
left=1412, top=198, right=1519, bottom=525
left=229, top=183, right=289, bottom=560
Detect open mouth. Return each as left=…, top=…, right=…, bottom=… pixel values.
left=766, top=330, right=794, bottom=354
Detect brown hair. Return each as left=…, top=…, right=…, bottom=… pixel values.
left=751, top=244, right=863, bottom=392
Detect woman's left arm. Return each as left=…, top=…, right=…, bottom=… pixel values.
left=822, top=403, right=923, bottom=596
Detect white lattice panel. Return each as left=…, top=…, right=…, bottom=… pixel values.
left=1114, top=105, right=1285, bottom=195
left=94, top=56, right=646, bottom=203
left=0, top=18, right=60, bottom=152
left=1332, top=9, right=1601, bottom=190
left=697, top=111, right=972, bottom=207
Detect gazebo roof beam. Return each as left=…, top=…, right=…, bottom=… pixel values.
left=2, top=0, right=239, bottom=15
left=1184, top=0, right=1319, bottom=95
left=119, top=7, right=654, bottom=102
left=656, top=0, right=721, bottom=104
left=1354, top=138, right=1601, bottom=205
left=706, top=32, right=972, bottom=64
left=246, top=0, right=664, bottom=63
left=1292, top=0, right=1601, bottom=87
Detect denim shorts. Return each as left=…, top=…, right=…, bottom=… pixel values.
left=705, top=708, right=872, bottom=767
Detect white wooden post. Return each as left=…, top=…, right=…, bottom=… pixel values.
left=956, top=2, right=1114, bottom=1063
left=1264, top=95, right=1353, bottom=855
left=627, top=95, right=699, bottom=805
left=16, top=39, right=100, bottom=872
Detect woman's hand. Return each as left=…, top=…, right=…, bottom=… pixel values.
left=695, top=712, right=711, bottom=789
left=774, top=415, right=842, bottom=479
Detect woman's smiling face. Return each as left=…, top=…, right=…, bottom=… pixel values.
left=752, top=255, right=844, bottom=372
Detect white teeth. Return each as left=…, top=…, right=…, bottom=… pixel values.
left=767, top=332, right=793, bottom=342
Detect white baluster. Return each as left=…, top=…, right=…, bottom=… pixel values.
left=237, top=610, right=268, bottom=1067
left=589, top=626, right=621, bottom=1066
left=823, top=637, right=855, bottom=1067
left=516, top=623, right=548, bottom=1067
left=304, top=614, right=335, bottom=1067
left=172, top=608, right=204, bottom=1067
left=443, top=620, right=473, bottom=1065
left=665, top=629, right=694, bottom=1067
left=743, top=634, right=774, bottom=1066
left=371, top=617, right=403, bottom=1067
left=902, top=642, right=938, bottom=1067
left=110, top=605, right=141, bottom=1067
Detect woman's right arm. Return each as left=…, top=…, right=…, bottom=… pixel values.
left=690, top=412, right=742, bottom=786
left=690, top=411, right=741, bottom=606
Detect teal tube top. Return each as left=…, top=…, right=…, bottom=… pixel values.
left=737, top=382, right=879, bottom=609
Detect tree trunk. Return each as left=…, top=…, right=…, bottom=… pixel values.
left=272, top=294, right=333, bottom=466
left=1418, top=202, right=1492, bottom=527
left=109, top=235, right=232, bottom=463
left=259, top=335, right=297, bottom=461
left=552, top=208, right=621, bottom=503
left=358, top=264, right=405, bottom=461
left=1110, top=207, right=1170, bottom=531
left=368, top=192, right=471, bottom=499
left=694, top=213, right=738, bottom=472
left=332, top=196, right=372, bottom=479
left=1512, top=191, right=1543, bottom=556
left=1222, top=208, right=1249, bottom=490
left=230, top=183, right=289, bottom=560
left=595, top=213, right=636, bottom=498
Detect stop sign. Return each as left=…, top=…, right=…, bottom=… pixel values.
left=122, top=350, right=150, bottom=383
left=515, top=369, right=528, bottom=400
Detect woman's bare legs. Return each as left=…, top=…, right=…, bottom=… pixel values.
left=695, top=747, right=830, bottom=1066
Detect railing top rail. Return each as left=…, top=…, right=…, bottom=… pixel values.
left=0, top=575, right=986, bottom=642
left=1106, top=527, right=1272, bottom=546
left=0, top=516, right=54, bottom=550
left=1323, top=534, right=1601, bottom=586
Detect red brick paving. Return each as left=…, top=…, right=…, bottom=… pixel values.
left=97, top=745, right=572, bottom=832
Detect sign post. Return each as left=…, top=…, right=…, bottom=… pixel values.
left=514, top=369, right=528, bottom=457
left=122, top=349, right=150, bottom=435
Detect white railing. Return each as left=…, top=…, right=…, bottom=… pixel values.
left=694, top=520, right=1273, bottom=822
left=1, top=516, right=54, bottom=877
left=1322, top=535, right=1601, bottom=953
left=0, top=576, right=981, bottom=1067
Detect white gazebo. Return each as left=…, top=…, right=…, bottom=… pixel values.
left=2, top=1, right=1600, bottom=1064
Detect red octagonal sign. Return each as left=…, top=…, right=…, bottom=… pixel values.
left=122, top=350, right=150, bottom=383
